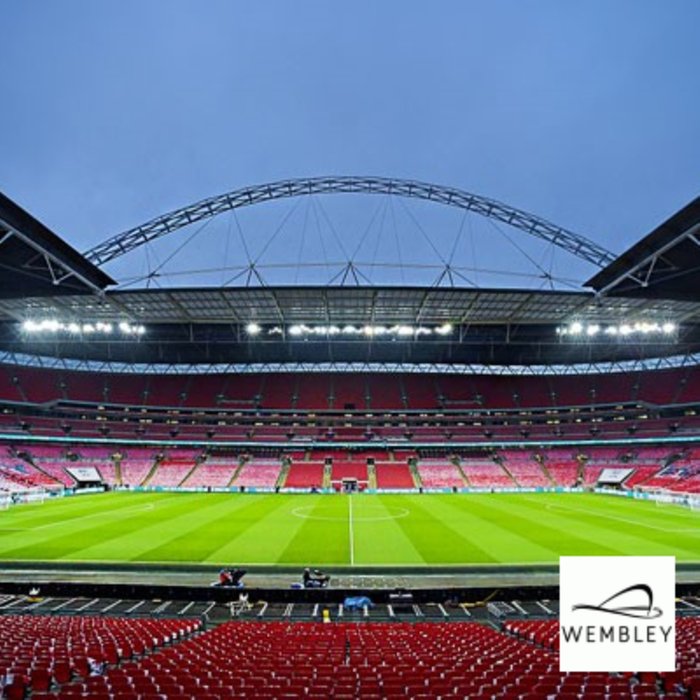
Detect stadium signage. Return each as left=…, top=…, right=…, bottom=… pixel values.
left=559, top=556, right=675, bottom=672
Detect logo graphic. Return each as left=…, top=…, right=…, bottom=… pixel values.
left=572, top=583, right=663, bottom=619
left=559, top=556, right=675, bottom=672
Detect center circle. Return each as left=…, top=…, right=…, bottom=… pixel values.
left=291, top=505, right=410, bottom=522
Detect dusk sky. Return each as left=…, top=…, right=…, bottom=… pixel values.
left=1, top=1, right=699, bottom=288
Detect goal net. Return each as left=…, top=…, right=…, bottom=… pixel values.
left=652, top=488, right=698, bottom=511
left=1, top=489, right=48, bottom=508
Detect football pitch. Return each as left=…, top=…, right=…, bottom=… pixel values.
left=0, top=491, right=698, bottom=567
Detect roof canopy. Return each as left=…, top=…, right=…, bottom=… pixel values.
left=0, top=192, right=114, bottom=298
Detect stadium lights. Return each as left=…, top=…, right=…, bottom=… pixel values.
left=557, top=321, right=677, bottom=339
left=255, top=323, right=455, bottom=338
left=245, top=322, right=261, bottom=335
left=22, top=320, right=146, bottom=336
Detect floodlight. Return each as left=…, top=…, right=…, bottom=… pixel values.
left=246, top=322, right=261, bottom=335
left=569, top=322, right=583, bottom=335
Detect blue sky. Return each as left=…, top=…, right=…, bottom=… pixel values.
left=1, top=1, right=699, bottom=288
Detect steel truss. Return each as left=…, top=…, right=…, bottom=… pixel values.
left=2, top=350, right=699, bottom=376
left=596, top=221, right=700, bottom=295
left=85, top=176, right=616, bottom=269
left=0, top=219, right=104, bottom=294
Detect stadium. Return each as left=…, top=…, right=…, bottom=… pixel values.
left=0, top=174, right=700, bottom=699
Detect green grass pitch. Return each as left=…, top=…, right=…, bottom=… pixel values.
left=0, top=492, right=698, bottom=567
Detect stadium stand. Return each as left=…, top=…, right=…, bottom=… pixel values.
left=2, top=365, right=700, bottom=444
left=4, top=619, right=694, bottom=699
left=119, top=457, right=156, bottom=488
left=417, top=459, right=466, bottom=489
left=545, top=460, right=580, bottom=487
left=146, top=458, right=196, bottom=488
left=330, top=458, right=368, bottom=490
left=5, top=175, right=700, bottom=700
left=0, top=615, right=200, bottom=699
left=284, top=462, right=325, bottom=489
left=459, top=458, right=516, bottom=488
left=182, top=457, right=239, bottom=488
left=504, top=618, right=700, bottom=698
left=624, top=465, right=663, bottom=489
left=500, top=451, right=551, bottom=487
left=374, top=462, right=415, bottom=489
left=233, top=459, right=282, bottom=489
left=22, top=450, right=77, bottom=488
left=0, top=459, right=61, bottom=491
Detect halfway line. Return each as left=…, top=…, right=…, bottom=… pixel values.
left=348, top=495, right=355, bottom=566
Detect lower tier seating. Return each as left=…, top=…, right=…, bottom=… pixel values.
left=417, top=460, right=466, bottom=488
left=504, top=618, right=700, bottom=698
left=233, top=460, right=282, bottom=489
left=460, top=460, right=516, bottom=488
left=182, top=460, right=239, bottom=488
left=119, top=459, right=155, bottom=488
left=0, top=615, right=199, bottom=700
left=146, top=460, right=195, bottom=487
left=374, top=462, right=414, bottom=488
left=284, top=462, right=325, bottom=488
left=20, top=619, right=700, bottom=699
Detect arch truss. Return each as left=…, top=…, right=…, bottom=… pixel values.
left=85, top=176, right=616, bottom=270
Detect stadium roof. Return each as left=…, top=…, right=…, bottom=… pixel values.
left=0, top=285, right=698, bottom=366
left=1, top=188, right=699, bottom=368
left=587, top=195, right=700, bottom=301
left=0, top=192, right=115, bottom=298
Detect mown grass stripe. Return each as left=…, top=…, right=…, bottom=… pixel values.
left=0, top=491, right=698, bottom=566
left=352, top=494, right=425, bottom=565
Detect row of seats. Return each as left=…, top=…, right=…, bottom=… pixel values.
left=0, top=615, right=199, bottom=700
left=4, top=365, right=700, bottom=410
left=6, top=412, right=699, bottom=443
left=505, top=618, right=700, bottom=698
left=18, top=619, right=700, bottom=699
left=5, top=441, right=699, bottom=493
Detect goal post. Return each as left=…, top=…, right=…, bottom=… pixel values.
left=650, top=488, right=697, bottom=510
left=0, top=489, right=49, bottom=508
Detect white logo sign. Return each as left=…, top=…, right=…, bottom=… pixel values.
left=559, top=556, right=675, bottom=672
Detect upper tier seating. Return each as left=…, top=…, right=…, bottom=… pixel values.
left=3, top=365, right=700, bottom=418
